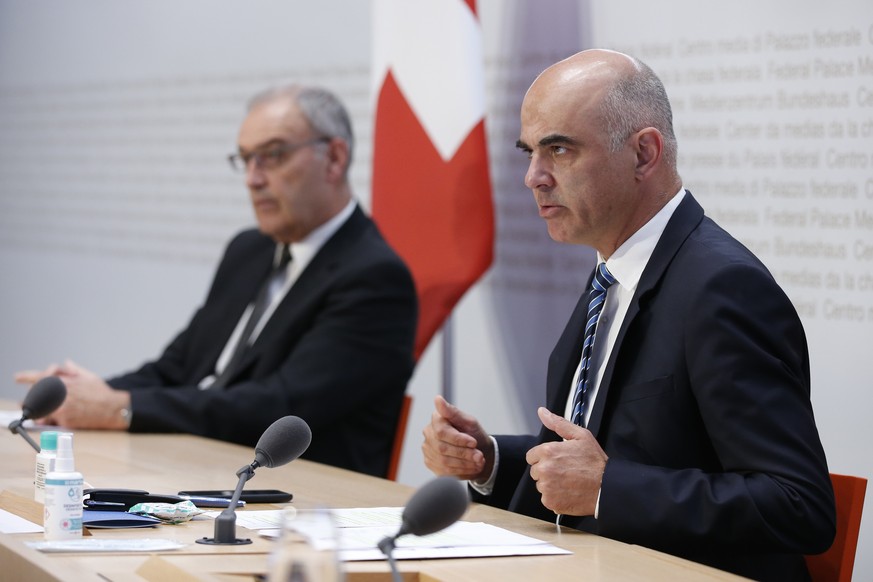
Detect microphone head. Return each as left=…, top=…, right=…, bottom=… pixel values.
left=21, top=376, right=67, bottom=420
left=254, top=416, right=312, bottom=468
left=399, top=476, right=469, bottom=537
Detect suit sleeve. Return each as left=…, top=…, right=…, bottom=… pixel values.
left=122, top=256, right=415, bottom=446
left=596, top=262, right=835, bottom=556
left=472, top=434, right=540, bottom=508
left=107, top=232, right=256, bottom=391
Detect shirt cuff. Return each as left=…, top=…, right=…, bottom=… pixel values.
left=468, top=435, right=499, bottom=496
left=594, top=487, right=601, bottom=519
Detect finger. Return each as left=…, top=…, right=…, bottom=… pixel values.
left=423, top=442, right=483, bottom=472
left=14, top=371, right=43, bottom=384
left=434, top=438, right=483, bottom=463
left=537, top=406, right=586, bottom=441
left=21, top=362, right=64, bottom=383
left=433, top=397, right=479, bottom=447
left=525, top=440, right=555, bottom=467
left=422, top=436, right=484, bottom=478
left=434, top=395, right=464, bottom=425
left=425, top=418, right=479, bottom=457
left=434, top=395, right=451, bottom=414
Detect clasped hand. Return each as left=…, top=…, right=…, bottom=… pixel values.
left=422, top=397, right=608, bottom=516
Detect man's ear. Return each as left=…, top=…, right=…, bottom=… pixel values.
left=324, top=137, right=350, bottom=183
left=633, top=127, right=663, bottom=180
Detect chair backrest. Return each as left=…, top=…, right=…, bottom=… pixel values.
left=805, top=473, right=867, bottom=582
left=386, top=394, right=413, bottom=481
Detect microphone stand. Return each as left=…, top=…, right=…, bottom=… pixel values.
left=196, top=461, right=259, bottom=545
left=377, top=535, right=403, bottom=582
left=375, top=477, right=469, bottom=582
left=8, top=418, right=40, bottom=453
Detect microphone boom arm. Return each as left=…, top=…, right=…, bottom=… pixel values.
left=230, top=462, right=258, bottom=507
left=8, top=419, right=41, bottom=453
left=205, top=461, right=259, bottom=545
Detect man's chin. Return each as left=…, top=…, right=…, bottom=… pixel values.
left=545, top=224, right=570, bottom=244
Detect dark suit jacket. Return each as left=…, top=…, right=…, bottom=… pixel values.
left=480, top=193, right=835, bottom=581
left=108, top=206, right=417, bottom=477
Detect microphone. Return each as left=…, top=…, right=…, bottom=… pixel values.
left=378, top=477, right=469, bottom=580
left=197, top=416, right=311, bottom=545
left=7, top=377, right=67, bottom=452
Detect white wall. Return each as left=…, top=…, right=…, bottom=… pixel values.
left=1, top=1, right=870, bottom=579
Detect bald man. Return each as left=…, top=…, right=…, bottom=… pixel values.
left=422, top=50, right=834, bottom=581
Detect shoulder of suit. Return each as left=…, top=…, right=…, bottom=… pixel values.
left=213, top=229, right=276, bottom=269
left=226, top=228, right=273, bottom=251
left=321, top=222, right=411, bottom=281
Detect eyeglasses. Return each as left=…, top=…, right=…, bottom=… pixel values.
left=228, top=137, right=332, bottom=172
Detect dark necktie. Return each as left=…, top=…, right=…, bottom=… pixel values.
left=571, top=262, right=616, bottom=426
left=211, top=245, right=291, bottom=389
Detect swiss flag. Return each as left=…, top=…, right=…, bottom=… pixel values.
left=371, top=0, right=494, bottom=359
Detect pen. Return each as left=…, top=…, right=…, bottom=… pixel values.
left=83, top=500, right=126, bottom=509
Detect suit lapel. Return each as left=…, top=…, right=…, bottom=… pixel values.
left=586, top=192, right=704, bottom=436
left=546, top=273, right=595, bottom=413
left=197, top=239, right=274, bottom=384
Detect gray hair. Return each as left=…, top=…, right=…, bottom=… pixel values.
left=601, top=58, right=678, bottom=169
left=248, top=84, right=355, bottom=177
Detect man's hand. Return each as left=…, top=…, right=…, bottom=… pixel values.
left=14, top=363, right=66, bottom=385
left=19, top=360, right=131, bottom=430
left=526, top=407, right=608, bottom=516
left=422, top=396, right=494, bottom=482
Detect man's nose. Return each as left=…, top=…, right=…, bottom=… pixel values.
left=524, top=155, right=554, bottom=191
left=245, top=161, right=267, bottom=190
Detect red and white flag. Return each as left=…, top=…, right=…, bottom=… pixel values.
left=372, top=0, right=494, bottom=359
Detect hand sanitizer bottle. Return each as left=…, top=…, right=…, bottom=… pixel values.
left=43, top=433, right=84, bottom=540
left=34, top=430, right=59, bottom=503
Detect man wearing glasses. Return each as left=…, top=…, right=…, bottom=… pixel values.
left=16, top=85, right=418, bottom=478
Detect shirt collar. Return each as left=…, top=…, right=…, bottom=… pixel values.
left=599, top=188, right=685, bottom=293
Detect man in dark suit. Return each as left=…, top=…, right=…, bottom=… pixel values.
left=17, top=85, right=417, bottom=478
left=422, top=49, right=835, bottom=580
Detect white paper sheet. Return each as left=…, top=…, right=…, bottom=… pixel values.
left=243, top=507, right=571, bottom=562
left=26, top=538, right=186, bottom=552
left=0, top=508, right=43, bottom=534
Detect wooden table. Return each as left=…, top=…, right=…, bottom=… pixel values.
left=1, top=411, right=748, bottom=581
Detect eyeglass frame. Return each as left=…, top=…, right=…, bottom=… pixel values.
left=227, top=136, right=333, bottom=172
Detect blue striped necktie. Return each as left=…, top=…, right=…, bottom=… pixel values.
left=571, top=262, right=616, bottom=426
